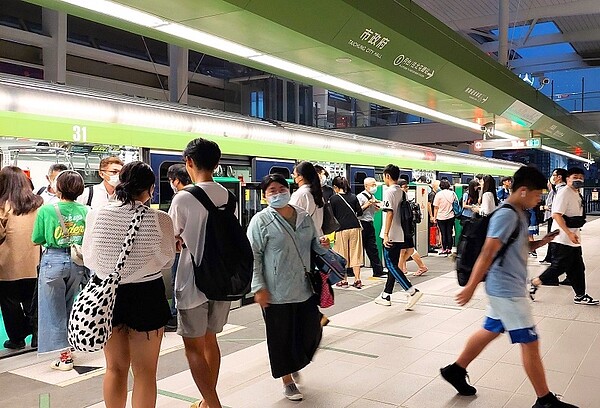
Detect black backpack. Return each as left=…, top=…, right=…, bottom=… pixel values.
left=409, top=199, right=422, bottom=224
left=399, top=190, right=413, bottom=224
left=185, top=186, right=253, bottom=301
left=455, top=204, right=520, bottom=287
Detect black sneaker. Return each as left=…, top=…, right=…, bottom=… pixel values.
left=532, top=393, right=579, bottom=407
left=559, top=278, right=572, bottom=286
left=529, top=279, right=539, bottom=301
left=573, top=294, right=599, bottom=305
left=165, top=316, right=178, bottom=332
left=440, top=363, right=476, bottom=396
left=3, top=339, right=26, bottom=350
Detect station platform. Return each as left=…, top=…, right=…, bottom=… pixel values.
left=2, top=220, right=600, bottom=408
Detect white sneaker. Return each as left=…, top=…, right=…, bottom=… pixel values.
left=375, top=294, right=392, bottom=306
left=50, top=350, right=74, bottom=371
left=406, top=289, right=423, bottom=310
left=291, top=371, right=302, bottom=384
left=283, top=382, right=303, bottom=401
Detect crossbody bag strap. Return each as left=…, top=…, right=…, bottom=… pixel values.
left=53, top=204, right=72, bottom=243
left=272, top=213, right=309, bottom=274
left=337, top=193, right=361, bottom=224
left=492, top=204, right=520, bottom=267
left=114, top=205, right=147, bottom=273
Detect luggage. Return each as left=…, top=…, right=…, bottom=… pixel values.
left=185, top=186, right=253, bottom=301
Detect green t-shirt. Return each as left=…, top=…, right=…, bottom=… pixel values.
left=32, top=201, right=88, bottom=248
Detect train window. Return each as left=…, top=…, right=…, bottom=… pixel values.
left=269, top=166, right=290, bottom=178
left=353, top=171, right=367, bottom=195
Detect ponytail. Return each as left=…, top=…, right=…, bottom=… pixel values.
left=294, top=161, right=324, bottom=207
left=332, top=176, right=350, bottom=194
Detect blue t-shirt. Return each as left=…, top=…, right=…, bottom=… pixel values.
left=484, top=206, right=529, bottom=298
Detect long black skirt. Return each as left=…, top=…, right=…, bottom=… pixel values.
left=263, top=295, right=322, bottom=378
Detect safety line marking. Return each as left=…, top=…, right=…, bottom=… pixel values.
left=157, top=389, right=232, bottom=408
left=318, top=346, right=378, bottom=358
left=39, top=393, right=50, bottom=408
left=327, top=324, right=412, bottom=339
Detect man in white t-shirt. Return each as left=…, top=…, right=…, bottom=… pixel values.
left=374, top=164, right=423, bottom=309
left=77, top=156, right=123, bottom=209
left=37, top=163, right=68, bottom=204
left=168, top=138, right=232, bottom=408
left=530, top=167, right=598, bottom=305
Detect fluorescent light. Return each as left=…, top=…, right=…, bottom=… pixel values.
left=248, top=55, right=324, bottom=79
left=157, top=24, right=259, bottom=59
left=541, top=145, right=593, bottom=164
left=59, top=0, right=167, bottom=28
left=492, top=130, right=520, bottom=140
left=316, top=75, right=371, bottom=95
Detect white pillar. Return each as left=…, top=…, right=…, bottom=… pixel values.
left=168, top=45, right=189, bottom=104
left=42, top=8, right=67, bottom=84
left=498, top=0, right=510, bottom=67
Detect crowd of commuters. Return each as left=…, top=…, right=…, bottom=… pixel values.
left=0, top=137, right=593, bottom=407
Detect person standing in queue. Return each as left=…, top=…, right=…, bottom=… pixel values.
left=357, top=177, right=386, bottom=278
left=314, top=165, right=334, bottom=203
left=165, top=163, right=192, bottom=332
left=32, top=170, right=87, bottom=371
left=82, top=162, right=175, bottom=408
left=290, top=161, right=331, bottom=327
left=539, top=168, right=567, bottom=270
left=247, top=174, right=328, bottom=402
left=0, top=167, right=43, bottom=350
left=37, top=164, right=68, bottom=205
left=441, top=166, right=578, bottom=408
left=529, top=168, right=599, bottom=305
left=169, top=138, right=233, bottom=408
left=398, top=180, right=428, bottom=276
left=77, top=156, right=124, bottom=209
left=329, top=176, right=364, bottom=288
left=433, top=180, right=457, bottom=255
left=479, top=175, right=499, bottom=216
left=497, top=176, right=512, bottom=204
left=375, top=164, right=423, bottom=309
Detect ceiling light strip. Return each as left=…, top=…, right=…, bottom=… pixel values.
left=541, top=146, right=593, bottom=164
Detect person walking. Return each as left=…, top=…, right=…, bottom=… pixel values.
left=169, top=138, right=233, bottom=408
left=539, top=168, right=567, bottom=269
left=529, top=167, right=599, bottom=305
left=32, top=170, right=87, bottom=370
left=433, top=180, right=457, bottom=255
left=165, top=163, right=192, bottom=332
left=329, top=176, right=364, bottom=288
left=0, top=167, right=43, bottom=350
left=82, top=161, right=175, bottom=408
left=375, top=164, right=423, bottom=309
left=440, top=166, right=578, bottom=408
left=248, top=174, right=328, bottom=402
left=357, top=177, right=386, bottom=278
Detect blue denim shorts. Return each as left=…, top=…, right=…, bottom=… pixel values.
left=483, top=295, right=538, bottom=344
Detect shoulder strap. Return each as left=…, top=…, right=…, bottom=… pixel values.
left=114, top=205, right=147, bottom=273
left=272, top=213, right=309, bottom=273
left=37, top=186, right=47, bottom=195
left=86, top=185, right=94, bottom=207
left=53, top=204, right=70, bottom=238
left=492, top=203, right=521, bottom=265
left=185, top=185, right=217, bottom=212
left=361, top=191, right=371, bottom=200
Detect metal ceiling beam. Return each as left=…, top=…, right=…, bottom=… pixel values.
left=451, top=0, right=600, bottom=30
left=512, top=60, right=589, bottom=75
left=0, top=25, right=225, bottom=89
left=509, top=52, right=583, bottom=69
left=480, top=27, right=600, bottom=53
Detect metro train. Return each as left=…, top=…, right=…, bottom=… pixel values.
left=0, top=74, right=522, bottom=357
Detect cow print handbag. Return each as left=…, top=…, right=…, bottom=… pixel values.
left=68, top=205, right=147, bottom=352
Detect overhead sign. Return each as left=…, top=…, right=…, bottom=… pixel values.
left=474, top=138, right=541, bottom=151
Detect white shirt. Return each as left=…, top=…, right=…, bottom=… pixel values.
left=168, top=182, right=236, bottom=310
left=551, top=186, right=582, bottom=247
left=39, top=187, right=59, bottom=205
left=82, top=202, right=175, bottom=284
left=290, top=184, right=323, bottom=236
left=357, top=190, right=377, bottom=222
left=77, top=182, right=117, bottom=209
left=433, top=190, right=456, bottom=220
left=380, top=184, right=405, bottom=243
left=480, top=191, right=497, bottom=216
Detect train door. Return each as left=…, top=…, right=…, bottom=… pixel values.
left=349, top=166, right=375, bottom=195
left=252, top=158, right=295, bottom=180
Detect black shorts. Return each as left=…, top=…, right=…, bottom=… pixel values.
left=95, top=276, right=171, bottom=332
left=397, top=234, right=415, bottom=249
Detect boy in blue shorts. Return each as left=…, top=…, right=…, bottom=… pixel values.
left=440, top=166, right=578, bottom=408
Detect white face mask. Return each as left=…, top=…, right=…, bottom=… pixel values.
left=170, top=182, right=178, bottom=194
left=368, top=186, right=377, bottom=194
left=320, top=175, right=327, bottom=186
left=107, top=174, right=120, bottom=187
left=267, top=191, right=291, bottom=208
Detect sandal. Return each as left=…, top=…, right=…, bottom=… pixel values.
left=336, top=281, right=349, bottom=288
left=414, top=268, right=428, bottom=276
left=352, top=280, right=363, bottom=289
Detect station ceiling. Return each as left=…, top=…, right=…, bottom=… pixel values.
left=26, top=0, right=600, bottom=159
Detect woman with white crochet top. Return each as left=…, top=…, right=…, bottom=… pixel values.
left=82, top=161, right=175, bottom=408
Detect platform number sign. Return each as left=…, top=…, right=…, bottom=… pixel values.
left=72, top=125, right=87, bottom=142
